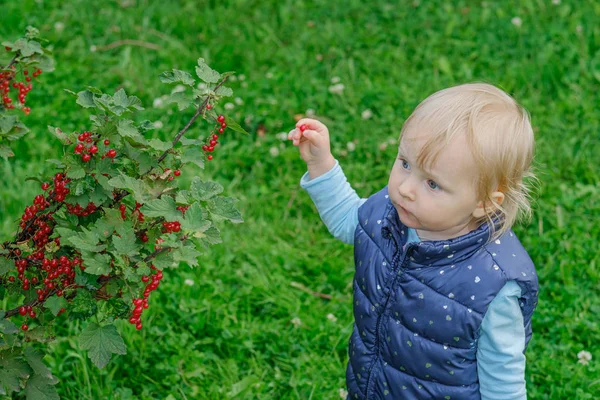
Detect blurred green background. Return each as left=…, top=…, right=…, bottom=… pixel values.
left=1, top=0, right=599, bottom=399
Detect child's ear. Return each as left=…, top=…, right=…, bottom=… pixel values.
left=472, top=192, right=505, bottom=219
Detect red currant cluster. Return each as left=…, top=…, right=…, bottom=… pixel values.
left=176, top=205, right=189, bottom=216
left=0, top=66, right=41, bottom=115
left=74, top=132, right=116, bottom=162
left=201, top=114, right=227, bottom=161
left=66, top=202, right=98, bottom=217
left=42, top=172, right=71, bottom=204
left=128, top=266, right=164, bottom=330
left=161, top=220, right=181, bottom=233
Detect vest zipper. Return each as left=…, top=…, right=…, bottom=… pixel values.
left=364, top=244, right=414, bottom=398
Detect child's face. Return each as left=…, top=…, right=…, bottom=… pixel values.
left=388, top=130, right=483, bottom=241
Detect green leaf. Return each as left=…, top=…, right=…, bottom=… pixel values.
left=171, top=246, right=201, bottom=267
left=206, top=197, right=243, bottom=223
left=175, top=190, right=194, bottom=205
left=11, top=37, right=43, bottom=57
left=215, top=86, right=233, bottom=97
left=181, top=203, right=211, bottom=233
left=0, top=116, right=17, bottom=134
left=81, top=251, right=111, bottom=275
left=24, top=374, right=60, bottom=400
left=223, top=117, right=249, bottom=135
left=47, top=125, right=70, bottom=145
left=24, top=347, right=58, bottom=385
left=63, top=228, right=106, bottom=252
left=0, top=313, right=18, bottom=335
left=140, top=197, right=181, bottom=221
left=44, top=296, right=68, bottom=317
left=166, top=91, right=193, bottom=111
left=79, top=323, right=126, bottom=369
left=180, top=146, right=205, bottom=169
left=112, top=88, right=144, bottom=113
left=147, top=138, right=171, bottom=151
left=0, top=144, right=14, bottom=159
left=152, top=250, right=175, bottom=270
left=112, top=225, right=141, bottom=257
left=198, top=225, right=222, bottom=245
left=190, top=178, right=223, bottom=200
left=69, top=290, right=97, bottom=320
left=0, top=257, right=12, bottom=275
left=159, top=69, right=195, bottom=86
left=0, top=349, right=31, bottom=395
left=195, top=58, right=221, bottom=83
left=117, top=119, right=141, bottom=139
left=108, top=175, right=149, bottom=203
left=68, top=164, right=86, bottom=180
left=46, top=159, right=65, bottom=168
left=76, top=90, right=96, bottom=108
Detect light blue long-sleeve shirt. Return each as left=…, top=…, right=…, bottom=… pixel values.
left=300, top=160, right=527, bottom=400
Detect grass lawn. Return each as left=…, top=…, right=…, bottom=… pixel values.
left=1, top=0, right=599, bottom=398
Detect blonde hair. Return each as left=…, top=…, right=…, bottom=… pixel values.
left=400, top=83, right=536, bottom=241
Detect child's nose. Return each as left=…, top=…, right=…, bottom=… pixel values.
left=398, top=177, right=416, bottom=201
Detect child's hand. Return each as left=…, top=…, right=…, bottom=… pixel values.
left=288, top=118, right=335, bottom=178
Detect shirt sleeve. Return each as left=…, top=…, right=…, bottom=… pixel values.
left=300, top=160, right=366, bottom=245
left=477, top=280, right=528, bottom=400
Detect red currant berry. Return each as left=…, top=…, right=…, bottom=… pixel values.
left=206, top=104, right=212, bottom=109
left=82, top=154, right=91, bottom=162
left=89, top=145, right=98, bottom=154
left=207, top=155, right=213, bottom=160
left=299, top=124, right=307, bottom=132
left=21, top=324, right=28, bottom=331
left=221, top=122, right=227, bottom=129
left=218, top=128, right=224, bottom=134
left=104, top=139, right=110, bottom=145
left=174, top=170, right=181, bottom=177
left=217, top=115, right=225, bottom=123
left=141, top=275, right=150, bottom=283
left=19, top=306, right=27, bottom=316
left=106, top=149, right=117, bottom=158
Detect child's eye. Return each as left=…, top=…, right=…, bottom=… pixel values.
left=401, top=159, right=410, bottom=170
left=427, top=180, right=440, bottom=190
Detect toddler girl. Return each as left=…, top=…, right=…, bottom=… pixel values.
left=289, top=83, right=538, bottom=400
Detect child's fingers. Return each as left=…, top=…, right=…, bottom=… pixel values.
left=296, top=118, right=327, bottom=135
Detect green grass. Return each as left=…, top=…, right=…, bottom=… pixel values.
left=1, top=0, right=599, bottom=398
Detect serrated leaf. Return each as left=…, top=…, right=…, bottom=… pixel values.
left=108, top=175, right=149, bottom=203
left=195, top=58, right=221, bottom=83
left=215, top=86, right=233, bottom=97
left=176, top=190, right=194, bottom=205
left=0, top=349, right=31, bottom=395
left=0, top=116, right=17, bottom=134
left=190, top=178, right=223, bottom=200
left=68, top=164, right=86, bottom=180
left=0, top=257, right=12, bottom=275
left=11, top=37, right=43, bottom=57
left=198, top=225, right=222, bottom=245
left=46, top=159, right=65, bottom=168
left=206, top=197, right=243, bottom=223
left=69, top=290, right=97, bottom=320
left=24, top=347, right=58, bottom=385
left=81, top=251, right=111, bottom=275
left=0, top=314, right=18, bottom=335
left=79, top=323, right=126, bottom=369
left=166, top=91, right=193, bottom=111
left=112, top=88, right=144, bottom=112
left=152, top=250, right=175, bottom=270
left=159, top=69, right=195, bottom=86
left=180, top=146, right=205, bottom=168
left=223, top=117, right=249, bottom=135
left=64, top=228, right=106, bottom=252
left=147, top=138, right=171, bottom=151
left=44, top=296, right=68, bottom=316
left=181, top=203, right=211, bottom=233
left=117, top=119, right=141, bottom=139
left=140, top=197, right=181, bottom=220
left=171, top=246, right=201, bottom=267
left=76, top=90, right=96, bottom=108
left=24, top=374, right=60, bottom=400
left=0, top=144, right=14, bottom=159
left=112, top=225, right=141, bottom=257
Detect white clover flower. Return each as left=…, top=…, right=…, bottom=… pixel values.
left=224, top=102, right=234, bottom=110
left=54, top=22, right=65, bottom=32
left=290, top=317, right=302, bottom=328
left=331, top=76, right=341, bottom=84
left=265, top=72, right=274, bottom=79
left=228, top=75, right=237, bottom=81
left=306, top=108, right=316, bottom=117
left=347, top=142, right=356, bottom=152
left=316, top=54, right=324, bottom=61
left=576, top=25, right=583, bottom=34
left=197, top=82, right=208, bottom=90
left=339, top=388, right=348, bottom=398
left=327, top=313, right=337, bottom=322
left=171, top=84, right=186, bottom=93
left=275, top=132, right=288, bottom=141
left=89, top=45, right=97, bottom=52
left=153, top=120, right=164, bottom=129
left=578, top=350, right=592, bottom=365
left=361, top=109, right=373, bottom=119
left=241, top=81, right=248, bottom=88
left=552, top=0, right=561, bottom=4
left=234, top=97, right=244, bottom=105
left=184, top=279, right=194, bottom=286
left=328, top=83, right=345, bottom=94
left=153, top=97, right=164, bottom=108
left=511, top=17, right=522, bottom=27
left=238, top=74, right=246, bottom=81
left=269, top=146, right=280, bottom=157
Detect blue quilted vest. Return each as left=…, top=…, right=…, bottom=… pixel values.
left=346, top=187, right=538, bottom=399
